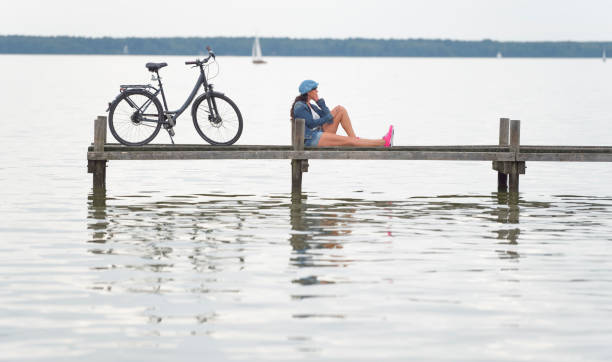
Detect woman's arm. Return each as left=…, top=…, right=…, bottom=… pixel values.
left=312, top=98, right=334, bottom=125
left=315, top=98, right=331, bottom=114
left=294, top=101, right=333, bottom=129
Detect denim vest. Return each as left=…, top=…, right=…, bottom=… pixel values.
left=292, top=98, right=334, bottom=140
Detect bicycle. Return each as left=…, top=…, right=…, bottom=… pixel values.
left=106, top=46, right=243, bottom=146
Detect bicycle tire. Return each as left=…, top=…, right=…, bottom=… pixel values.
left=108, top=89, right=163, bottom=146
left=192, top=92, right=243, bottom=145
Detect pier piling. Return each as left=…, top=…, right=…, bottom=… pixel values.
left=509, top=119, right=521, bottom=193
left=291, top=118, right=307, bottom=195
left=88, top=116, right=107, bottom=190
left=497, top=118, right=510, bottom=191
left=492, top=118, right=525, bottom=193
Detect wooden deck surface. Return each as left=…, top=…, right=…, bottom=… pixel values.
left=87, top=144, right=612, bottom=162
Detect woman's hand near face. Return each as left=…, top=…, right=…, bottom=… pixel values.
left=309, top=88, right=319, bottom=102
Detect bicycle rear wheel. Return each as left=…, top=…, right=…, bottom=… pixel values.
left=108, top=89, right=163, bottom=146
left=192, top=93, right=243, bottom=145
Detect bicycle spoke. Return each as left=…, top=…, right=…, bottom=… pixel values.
left=109, top=91, right=162, bottom=145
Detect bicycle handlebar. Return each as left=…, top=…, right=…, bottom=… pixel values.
left=185, top=46, right=216, bottom=66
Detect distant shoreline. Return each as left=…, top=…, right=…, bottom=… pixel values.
left=1, top=35, right=611, bottom=57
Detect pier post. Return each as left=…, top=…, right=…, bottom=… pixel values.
left=291, top=118, right=306, bottom=196
left=509, top=119, right=521, bottom=193
left=497, top=118, right=510, bottom=191
left=88, top=116, right=107, bottom=190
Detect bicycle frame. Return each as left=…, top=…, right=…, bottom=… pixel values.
left=150, top=65, right=213, bottom=123
left=114, top=56, right=222, bottom=132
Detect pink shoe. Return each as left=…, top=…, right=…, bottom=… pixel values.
left=383, top=125, right=394, bottom=147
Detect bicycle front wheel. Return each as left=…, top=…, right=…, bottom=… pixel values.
left=108, top=89, right=163, bottom=146
left=192, top=93, right=243, bottom=145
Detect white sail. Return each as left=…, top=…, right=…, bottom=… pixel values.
left=252, top=37, right=266, bottom=64
left=603, top=49, right=607, bottom=62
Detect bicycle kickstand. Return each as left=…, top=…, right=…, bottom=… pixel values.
left=166, top=127, right=175, bottom=145
left=165, top=114, right=176, bottom=144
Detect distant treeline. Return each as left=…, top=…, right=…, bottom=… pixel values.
left=1, top=35, right=611, bottom=57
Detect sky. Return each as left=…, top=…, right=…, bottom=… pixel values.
left=3, top=0, right=612, bottom=41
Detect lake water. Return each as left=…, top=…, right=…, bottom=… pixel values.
left=1, top=55, right=612, bottom=361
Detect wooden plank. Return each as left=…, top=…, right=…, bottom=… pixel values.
left=89, top=144, right=515, bottom=152
left=87, top=150, right=516, bottom=161
left=89, top=144, right=612, bottom=153
left=520, top=146, right=612, bottom=153
left=88, top=149, right=612, bottom=162
left=519, top=153, right=612, bottom=162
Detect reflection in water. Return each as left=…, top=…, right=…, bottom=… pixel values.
left=87, top=190, right=537, bottom=283
left=86, top=190, right=550, bottom=286
left=83, top=190, right=612, bottom=359
left=88, top=189, right=108, bottom=243
left=289, top=200, right=355, bottom=268
left=492, top=192, right=521, bottom=260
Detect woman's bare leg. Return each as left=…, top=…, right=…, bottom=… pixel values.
left=322, top=105, right=357, bottom=138
left=318, top=133, right=385, bottom=147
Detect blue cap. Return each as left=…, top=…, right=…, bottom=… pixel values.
left=299, top=80, right=318, bottom=95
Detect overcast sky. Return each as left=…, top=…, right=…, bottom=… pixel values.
left=3, top=0, right=612, bottom=41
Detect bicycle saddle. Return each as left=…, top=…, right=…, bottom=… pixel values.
left=145, top=62, right=168, bottom=72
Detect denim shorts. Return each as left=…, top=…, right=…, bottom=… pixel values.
left=304, top=131, right=322, bottom=147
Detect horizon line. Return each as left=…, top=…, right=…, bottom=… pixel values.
left=2, top=34, right=612, bottom=43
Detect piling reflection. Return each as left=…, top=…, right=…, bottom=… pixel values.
left=492, top=191, right=521, bottom=242
left=88, top=189, right=109, bottom=244
left=289, top=198, right=357, bottom=270
left=490, top=192, right=522, bottom=261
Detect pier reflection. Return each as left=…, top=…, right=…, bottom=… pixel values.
left=88, top=189, right=108, bottom=244
left=86, top=189, right=581, bottom=301
left=492, top=191, right=521, bottom=243
left=491, top=192, right=522, bottom=261
left=289, top=198, right=356, bottom=269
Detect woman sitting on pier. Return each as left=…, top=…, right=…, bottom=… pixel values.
left=290, top=80, right=394, bottom=147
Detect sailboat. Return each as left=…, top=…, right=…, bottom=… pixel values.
left=603, top=49, right=607, bottom=62
left=496, top=51, right=502, bottom=58
left=252, top=37, right=266, bottom=64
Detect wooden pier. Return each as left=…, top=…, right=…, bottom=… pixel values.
left=87, top=116, right=612, bottom=195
